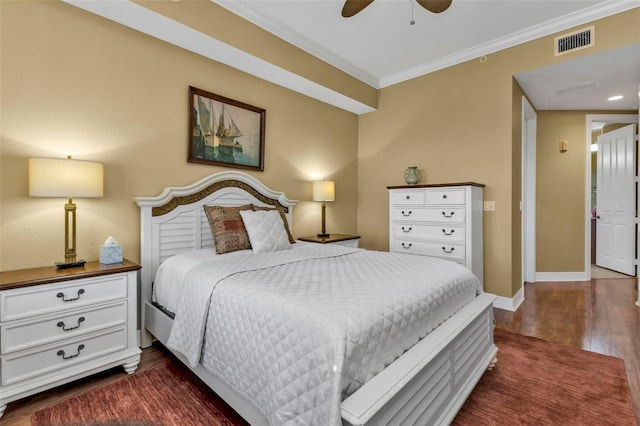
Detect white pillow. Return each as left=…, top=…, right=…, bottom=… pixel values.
left=239, top=210, right=292, bottom=253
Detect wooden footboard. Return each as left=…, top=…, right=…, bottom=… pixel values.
left=341, top=292, right=497, bottom=426
left=145, top=293, right=496, bottom=426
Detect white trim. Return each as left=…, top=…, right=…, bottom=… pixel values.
left=61, top=0, right=375, bottom=115
left=584, top=114, right=638, bottom=281
left=214, top=0, right=639, bottom=89
left=535, top=272, right=589, bottom=282
left=491, top=289, right=524, bottom=312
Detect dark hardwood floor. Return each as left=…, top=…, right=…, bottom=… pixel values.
left=4, top=278, right=639, bottom=425
left=494, top=277, right=640, bottom=424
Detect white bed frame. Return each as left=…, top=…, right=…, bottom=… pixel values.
left=135, top=171, right=498, bottom=426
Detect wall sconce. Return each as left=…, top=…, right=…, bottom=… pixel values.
left=29, top=156, right=104, bottom=268
left=559, top=140, right=568, bottom=153
left=312, top=180, right=335, bottom=238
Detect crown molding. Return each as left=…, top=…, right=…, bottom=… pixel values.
left=379, top=0, right=640, bottom=87
left=215, top=0, right=640, bottom=89
left=213, top=0, right=381, bottom=88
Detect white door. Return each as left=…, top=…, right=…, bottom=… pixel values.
left=595, top=124, right=636, bottom=275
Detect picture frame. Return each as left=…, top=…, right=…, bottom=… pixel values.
left=188, top=86, right=266, bottom=171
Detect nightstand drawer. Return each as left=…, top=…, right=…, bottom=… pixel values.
left=392, top=224, right=465, bottom=242
left=1, top=327, right=128, bottom=386
left=391, top=207, right=465, bottom=223
left=1, top=301, right=127, bottom=354
left=392, top=240, right=466, bottom=260
left=0, top=275, right=128, bottom=322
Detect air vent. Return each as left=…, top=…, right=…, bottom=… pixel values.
left=554, top=26, right=595, bottom=56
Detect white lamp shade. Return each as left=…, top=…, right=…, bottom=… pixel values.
left=313, top=180, right=335, bottom=202
left=29, top=157, right=104, bottom=198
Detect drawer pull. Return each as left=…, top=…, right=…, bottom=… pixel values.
left=442, top=194, right=447, bottom=199
left=401, top=210, right=412, bottom=217
left=57, top=289, right=85, bottom=302
left=442, top=229, right=455, bottom=236
left=406, top=195, right=411, bottom=200
left=57, top=316, right=85, bottom=331
left=441, top=211, right=455, bottom=218
left=401, top=243, right=413, bottom=249
left=442, top=246, right=455, bottom=254
left=401, top=226, right=412, bottom=233
left=57, top=344, right=85, bottom=360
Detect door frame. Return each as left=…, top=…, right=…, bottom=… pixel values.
left=522, top=97, right=537, bottom=285
left=584, top=113, right=638, bottom=280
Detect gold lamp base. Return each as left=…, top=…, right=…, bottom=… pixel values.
left=55, top=198, right=86, bottom=269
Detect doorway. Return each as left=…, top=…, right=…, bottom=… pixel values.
left=584, top=114, right=638, bottom=280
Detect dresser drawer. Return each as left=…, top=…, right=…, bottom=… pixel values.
left=425, top=188, right=466, bottom=205
left=0, top=275, right=128, bottom=322
left=1, top=327, right=128, bottom=386
left=391, top=207, right=465, bottom=223
left=392, top=224, right=466, bottom=242
left=392, top=240, right=466, bottom=260
left=390, top=190, right=425, bottom=205
left=1, top=301, right=127, bottom=354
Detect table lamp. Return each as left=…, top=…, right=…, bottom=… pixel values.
left=312, top=180, right=335, bottom=238
left=29, top=156, right=104, bottom=268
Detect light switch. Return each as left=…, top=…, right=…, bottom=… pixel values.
left=484, top=201, right=495, bottom=211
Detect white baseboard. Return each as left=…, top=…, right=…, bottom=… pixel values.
left=490, top=287, right=524, bottom=312
left=535, top=272, right=588, bottom=282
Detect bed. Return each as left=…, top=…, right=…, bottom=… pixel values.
left=135, top=171, right=497, bottom=426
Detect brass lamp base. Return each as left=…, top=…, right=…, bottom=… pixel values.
left=55, top=259, right=86, bottom=269
left=316, top=233, right=331, bottom=238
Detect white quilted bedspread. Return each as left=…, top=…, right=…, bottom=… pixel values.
left=166, top=244, right=481, bottom=426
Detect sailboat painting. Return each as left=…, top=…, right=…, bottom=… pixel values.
left=188, top=86, right=266, bottom=171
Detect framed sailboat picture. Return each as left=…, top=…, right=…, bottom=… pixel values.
left=188, top=86, right=266, bottom=171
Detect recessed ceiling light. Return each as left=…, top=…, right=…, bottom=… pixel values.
left=608, top=95, right=623, bottom=101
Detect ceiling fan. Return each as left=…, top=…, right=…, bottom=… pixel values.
left=341, top=0, right=452, bottom=17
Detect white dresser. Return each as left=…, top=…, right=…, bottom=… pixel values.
left=0, top=260, right=141, bottom=417
left=388, top=183, right=484, bottom=286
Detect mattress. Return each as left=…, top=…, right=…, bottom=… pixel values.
left=155, top=243, right=481, bottom=426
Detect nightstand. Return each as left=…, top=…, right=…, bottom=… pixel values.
left=298, top=234, right=361, bottom=248
left=0, top=259, right=142, bottom=418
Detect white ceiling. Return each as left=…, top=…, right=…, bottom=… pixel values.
left=64, top=0, right=639, bottom=113
left=515, top=43, right=640, bottom=110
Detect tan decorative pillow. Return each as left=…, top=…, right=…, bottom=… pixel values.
left=204, top=204, right=253, bottom=254
left=252, top=205, right=295, bottom=244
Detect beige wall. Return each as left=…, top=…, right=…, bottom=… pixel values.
left=357, top=9, right=640, bottom=297
left=535, top=111, right=590, bottom=272
left=0, top=1, right=359, bottom=270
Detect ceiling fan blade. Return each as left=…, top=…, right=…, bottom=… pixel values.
left=341, top=0, right=375, bottom=17
left=416, top=0, right=452, bottom=14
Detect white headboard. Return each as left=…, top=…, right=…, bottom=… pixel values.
left=135, top=171, right=297, bottom=343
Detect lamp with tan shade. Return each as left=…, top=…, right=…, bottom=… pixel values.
left=29, top=156, right=104, bottom=268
